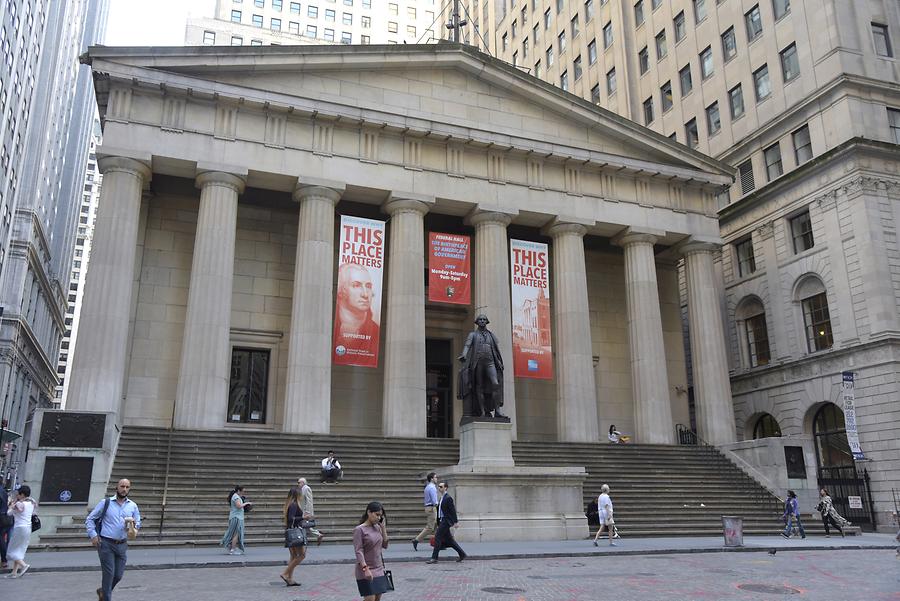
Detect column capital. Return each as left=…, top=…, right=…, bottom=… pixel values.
left=195, top=171, right=246, bottom=194
left=612, top=227, right=665, bottom=248
left=465, top=206, right=517, bottom=227
left=97, top=156, right=152, bottom=181
left=542, top=216, right=593, bottom=238
left=677, top=237, right=722, bottom=257
left=293, top=177, right=345, bottom=205
left=383, top=194, right=434, bottom=217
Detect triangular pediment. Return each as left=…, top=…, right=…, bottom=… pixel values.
left=87, top=43, right=732, bottom=183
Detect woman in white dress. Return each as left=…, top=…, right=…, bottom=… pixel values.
left=6, top=485, right=35, bottom=578
left=592, top=484, right=618, bottom=547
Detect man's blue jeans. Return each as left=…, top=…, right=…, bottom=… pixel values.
left=783, top=515, right=806, bottom=538
left=98, top=538, right=128, bottom=599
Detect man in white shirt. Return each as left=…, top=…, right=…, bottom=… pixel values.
left=320, top=450, right=343, bottom=483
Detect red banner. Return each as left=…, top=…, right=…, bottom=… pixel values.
left=333, top=216, right=385, bottom=368
left=428, top=232, right=471, bottom=305
left=510, top=239, right=553, bottom=379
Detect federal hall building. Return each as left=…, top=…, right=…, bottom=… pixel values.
left=64, top=42, right=739, bottom=451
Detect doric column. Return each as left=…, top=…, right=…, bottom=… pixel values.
left=382, top=195, right=433, bottom=438
left=467, top=208, right=517, bottom=437
left=67, top=157, right=151, bottom=413
left=283, top=181, right=344, bottom=434
left=546, top=220, right=599, bottom=442
left=682, top=240, right=737, bottom=445
left=614, top=229, right=675, bottom=444
left=173, top=171, right=245, bottom=430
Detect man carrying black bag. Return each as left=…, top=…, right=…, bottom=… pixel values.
left=426, top=482, right=467, bottom=564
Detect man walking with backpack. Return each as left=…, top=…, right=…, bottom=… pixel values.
left=86, top=479, right=141, bottom=600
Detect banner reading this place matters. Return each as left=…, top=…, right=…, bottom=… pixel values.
left=333, top=216, right=385, bottom=368
left=510, top=239, right=553, bottom=379
left=428, top=232, right=471, bottom=305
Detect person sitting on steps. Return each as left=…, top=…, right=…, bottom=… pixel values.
left=608, top=425, right=631, bottom=444
left=321, top=451, right=343, bottom=483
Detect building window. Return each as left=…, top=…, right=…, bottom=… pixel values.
left=512, top=51, right=518, bottom=67
left=660, top=81, right=673, bottom=111
left=753, top=414, right=781, bottom=438
left=745, top=5, right=762, bottom=41
left=729, top=84, right=745, bottom=119
left=252, top=13, right=263, bottom=26
left=560, top=70, right=569, bottom=91
left=231, top=35, right=244, bottom=45
left=289, top=21, right=299, bottom=34
left=772, top=0, right=790, bottom=20
left=793, top=124, right=812, bottom=165
left=231, top=9, right=242, bottom=22
left=341, top=31, right=351, bottom=43
left=342, top=12, right=351, bottom=25
left=764, top=143, right=783, bottom=181
left=802, top=291, right=833, bottom=352
left=674, top=11, right=686, bottom=42
left=502, top=33, right=508, bottom=51
left=745, top=311, right=771, bottom=367
left=251, top=38, right=263, bottom=45
left=651, top=0, right=662, bottom=8
left=325, top=8, right=335, bottom=20
left=590, top=83, right=600, bottom=103
left=606, top=67, right=616, bottom=95
left=546, top=45, right=553, bottom=66
left=643, top=97, right=654, bottom=124
left=679, top=64, right=692, bottom=96
left=639, top=46, right=649, bottom=74
left=388, top=21, right=397, bottom=33
left=361, top=15, right=370, bottom=27
left=308, top=5, right=317, bottom=17
left=706, top=101, right=721, bottom=135
left=790, top=210, right=814, bottom=253
left=306, top=24, right=317, bottom=36
left=523, top=38, right=529, bottom=59
left=271, top=17, right=281, bottom=30
left=780, top=43, right=799, bottom=82
left=721, top=26, right=736, bottom=61
left=272, top=0, right=283, bottom=10
left=290, top=2, right=300, bottom=13
left=406, top=25, right=416, bottom=37
left=254, top=0, right=264, bottom=7
left=872, top=23, right=893, bottom=57
left=888, top=108, right=900, bottom=144
left=634, top=0, right=644, bottom=27
left=228, top=348, right=270, bottom=423
left=558, top=30, right=566, bottom=52
left=571, top=14, right=579, bottom=38
left=588, top=38, right=597, bottom=64
left=534, top=60, right=542, bottom=78
left=754, top=64, right=770, bottom=101
left=735, top=238, right=756, bottom=277
left=407, top=6, right=416, bottom=19
left=603, top=21, right=613, bottom=48
left=389, top=2, right=398, bottom=15
left=360, top=34, right=370, bottom=43
left=693, top=0, right=706, bottom=23
left=699, top=46, right=713, bottom=79
left=544, top=8, right=551, bottom=30
left=685, top=118, right=699, bottom=149
left=573, top=55, right=583, bottom=79
left=512, top=20, right=518, bottom=39
left=738, top=160, right=755, bottom=195
left=655, top=30, right=667, bottom=59
left=202, top=30, right=216, bottom=44
left=324, top=28, right=334, bottom=41
left=585, top=0, right=594, bottom=21
left=556, top=0, right=564, bottom=13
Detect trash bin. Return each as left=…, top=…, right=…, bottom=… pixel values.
left=722, top=515, right=743, bottom=547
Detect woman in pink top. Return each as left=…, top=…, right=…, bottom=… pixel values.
left=353, top=501, right=390, bottom=600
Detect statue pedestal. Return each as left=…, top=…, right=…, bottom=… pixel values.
left=439, top=420, right=589, bottom=542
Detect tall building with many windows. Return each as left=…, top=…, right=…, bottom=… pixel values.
left=446, top=0, right=900, bottom=529
left=186, top=0, right=442, bottom=47
left=0, top=0, right=108, bottom=488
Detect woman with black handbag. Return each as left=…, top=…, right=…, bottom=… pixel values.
left=280, top=486, right=306, bottom=587
left=353, top=501, right=391, bottom=601
left=5, top=485, right=35, bottom=578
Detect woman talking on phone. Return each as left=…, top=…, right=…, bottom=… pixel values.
left=353, top=501, right=390, bottom=601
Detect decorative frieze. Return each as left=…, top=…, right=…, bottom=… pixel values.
left=264, top=113, right=286, bottom=148
left=527, top=158, right=544, bottom=189
left=361, top=130, right=379, bottom=163
left=565, top=164, right=582, bottom=196
left=313, top=121, right=333, bottom=155
left=107, top=87, right=132, bottom=122
left=403, top=137, right=422, bottom=169
left=488, top=152, right=505, bottom=183
left=447, top=144, right=463, bottom=176
left=161, top=96, right=185, bottom=131
left=214, top=104, right=238, bottom=140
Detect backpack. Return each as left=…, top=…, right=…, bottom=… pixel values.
left=94, top=498, right=111, bottom=537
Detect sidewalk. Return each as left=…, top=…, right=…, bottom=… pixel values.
left=21, top=533, right=898, bottom=573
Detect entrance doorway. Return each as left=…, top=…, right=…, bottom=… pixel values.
left=426, top=339, right=453, bottom=438
left=812, top=403, right=874, bottom=529
left=228, top=348, right=269, bottom=424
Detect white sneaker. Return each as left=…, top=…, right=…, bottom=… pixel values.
left=18, top=565, right=29, bottom=577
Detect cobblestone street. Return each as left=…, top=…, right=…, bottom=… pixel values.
left=4, top=549, right=898, bottom=601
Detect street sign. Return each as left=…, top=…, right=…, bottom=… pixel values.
left=848, top=495, right=863, bottom=509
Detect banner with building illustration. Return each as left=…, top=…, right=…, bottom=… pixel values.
left=510, top=239, right=553, bottom=379
left=333, top=216, right=385, bottom=368
left=841, top=371, right=866, bottom=461
left=428, top=232, right=471, bottom=305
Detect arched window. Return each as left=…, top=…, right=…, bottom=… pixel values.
left=795, top=276, right=833, bottom=352
left=812, top=403, right=853, bottom=472
left=735, top=297, right=770, bottom=367
left=752, top=413, right=782, bottom=439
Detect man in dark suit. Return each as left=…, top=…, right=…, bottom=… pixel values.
left=0, top=484, right=10, bottom=569
left=426, top=482, right=467, bottom=564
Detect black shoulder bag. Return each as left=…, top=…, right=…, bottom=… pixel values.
left=93, top=498, right=111, bottom=537
left=285, top=515, right=307, bottom=547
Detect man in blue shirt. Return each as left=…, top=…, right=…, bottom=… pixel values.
left=86, top=478, right=141, bottom=600
left=412, top=472, right=438, bottom=551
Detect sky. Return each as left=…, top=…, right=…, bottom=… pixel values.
left=105, top=0, right=215, bottom=46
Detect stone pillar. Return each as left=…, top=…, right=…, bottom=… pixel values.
left=173, top=171, right=245, bottom=430
left=468, top=209, right=517, bottom=438
left=546, top=220, right=599, bottom=443
left=283, top=182, right=344, bottom=434
left=67, top=157, right=151, bottom=413
left=682, top=241, right=736, bottom=445
left=615, top=229, right=675, bottom=444
left=382, top=196, right=433, bottom=438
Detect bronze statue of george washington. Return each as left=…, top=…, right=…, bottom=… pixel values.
left=457, top=314, right=507, bottom=419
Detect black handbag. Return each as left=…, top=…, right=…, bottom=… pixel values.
left=0, top=512, right=13, bottom=528
left=31, top=513, right=41, bottom=532
left=285, top=525, right=307, bottom=547
left=300, top=519, right=316, bottom=529
left=381, top=553, right=395, bottom=591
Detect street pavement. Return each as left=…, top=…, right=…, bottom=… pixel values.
left=2, top=546, right=898, bottom=600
